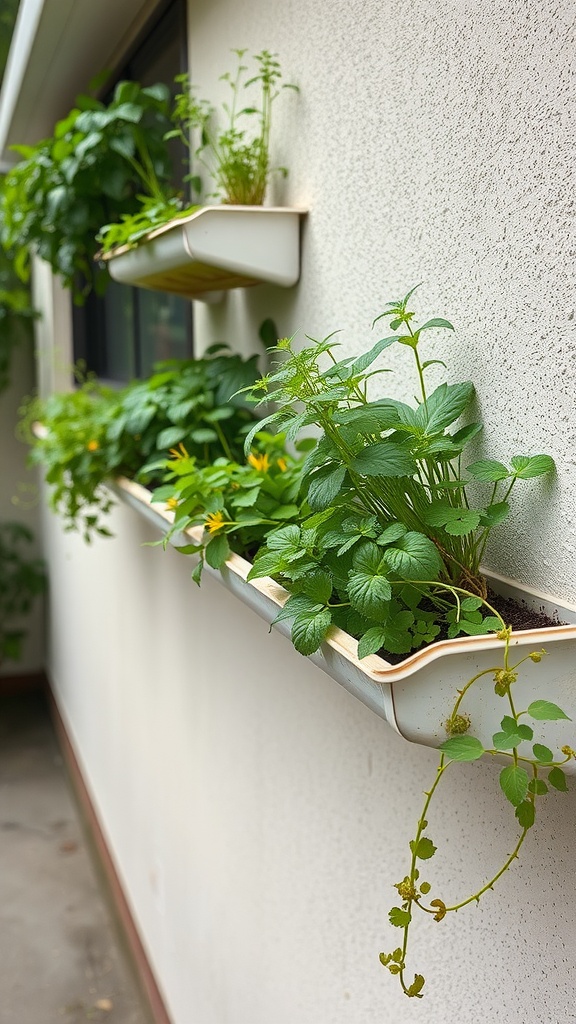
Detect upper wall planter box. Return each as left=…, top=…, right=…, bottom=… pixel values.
left=111, top=478, right=576, bottom=774
left=101, top=206, right=306, bottom=300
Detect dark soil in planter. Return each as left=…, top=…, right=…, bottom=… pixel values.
left=378, top=588, right=565, bottom=666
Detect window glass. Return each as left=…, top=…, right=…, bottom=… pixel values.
left=73, top=0, right=192, bottom=382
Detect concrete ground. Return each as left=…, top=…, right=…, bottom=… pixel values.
left=0, top=690, right=153, bottom=1024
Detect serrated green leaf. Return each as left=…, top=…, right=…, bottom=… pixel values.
left=515, top=799, right=535, bottom=829
left=424, top=502, right=481, bottom=536
left=351, top=442, right=417, bottom=478
left=500, top=765, right=529, bottom=806
left=420, top=381, right=474, bottom=434
left=492, top=730, right=525, bottom=751
left=410, top=837, right=437, bottom=860
left=466, top=459, right=510, bottom=482
left=388, top=907, right=411, bottom=928
left=300, top=571, right=333, bottom=604
left=527, top=701, right=571, bottom=722
left=511, top=454, right=555, bottom=479
left=532, top=743, right=554, bottom=763
left=376, top=522, right=407, bottom=546
left=357, top=627, right=388, bottom=659
left=291, top=607, right=332, bottom=656
left=204, top=533, right=230, bottom=569
left=384, top=531, right=444, bottom=581
left=479, top=501, right=510, bottom=528
left=528, top=778, right=548, bottom=796
left=307, top=464, right=346, bottom=510
left=548, top=766, right=568, bottom=792
left=439, top=736, right=485, bottom=761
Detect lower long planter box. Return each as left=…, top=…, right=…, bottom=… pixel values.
left=110, top=477, right=576, bottom=773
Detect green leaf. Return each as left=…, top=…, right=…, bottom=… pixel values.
left=511, top=455, right=555, bottom=479
left=384, top=531, right=444, bottom=580
left=527, top=701, right=571, bottom=722
left=350, top=442, right=416, bottom=478
left=349, top=335, right=397, bottom=373
left=499, top=765, right=529, bottom=806
left=291, top=607, right=332, bottom=656
left=419, top=881, right=431, bottom=895
left=424, top=502, right=481, bottom=537
left=420, top=381, right=474, bottom=434
left=405, top=974, right=426, bottom=999
left=307, top=464, right=346, bottom=510
left=204, top=534, right=230, bottom=569
left=528, top=778, right=548, bottom=796
left=300, top=571, right=333, bottom=604
left=492, top=730, right=525, bottom=751
left=410, top=837, right=437, bottom=860
left=439, top=736, right=485, bottom=761
left=388, top=907, right=411, bottom=928
left=418, top=317, right=454, bottom=332
left=348, top=543, right=392, bottom=617
left=515, top=799, right=535, bottom=829
left=376, top=522, right=407, bottom=546
left=548, top=767, right=568, bottom=792
left=479, top=501, right=510, bottom=528
left=466, top=459, right=510, bottom=482
left=357, top=627, right=388, bottom=659
left=532, top=743, right=554, bottom=763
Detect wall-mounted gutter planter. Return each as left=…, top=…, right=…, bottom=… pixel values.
left=101, top=206, right=306, bottom=300
left=110, top=478, right=576, bottom=773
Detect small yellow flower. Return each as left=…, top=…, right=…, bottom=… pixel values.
left=87, top=439, right=99, bottom=452
left=168, top=442, right=189, bottom=460
left=277, top=457, right=288, bottom=472
left=247, top=452, right=270, bottom=472
left=205, top=510, right=226, bottom=534
left=561, top=745, right=576, bottom=759
left=166, top=497, right=179, bottom=511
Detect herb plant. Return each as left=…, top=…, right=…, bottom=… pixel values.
left=245, top=287, right=554, bottom=658
left=379, top=624, right=574, bottom=999
left=0, top=521, right=46, bottom=665
left=240, top=288, right=568, bottom=998
left=21, top=348, right=264, bottom=541
left=169, top=49, right=297, bottom=206
left=0, top=80, right=177, bottom=300
left=149, top=430, right=309, bottom=581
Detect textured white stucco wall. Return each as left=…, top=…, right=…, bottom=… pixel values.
left=193, top=0, right=576, bottom=599
left=29, top=0, right=576, bottom=1022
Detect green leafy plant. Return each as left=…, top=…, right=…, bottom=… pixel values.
left=245, top=287, right=554, bottom=658
left=239, top=288, right=568, bottom=997
left=0, top=80, right=177, bottom=300
left=379, top=628, right=574, bottom=999
left=20, top=347, right=264, bottom=541
left=0, top=240, right=38, bottom=394
left=149, top=430, right=308, bottom=582
left=0, top=521, right=46, bottom=665
left=168, top=49, right=297, bottom=206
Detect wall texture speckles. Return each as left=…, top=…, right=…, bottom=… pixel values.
left=194, top=0, right=576, bottom=599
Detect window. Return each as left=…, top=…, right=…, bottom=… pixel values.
left=73, top=0, right=193, bottom=382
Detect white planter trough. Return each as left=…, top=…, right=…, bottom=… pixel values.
left=111, top=478, right=576, bottom=773
left=101, top=206, right=306, bottom=300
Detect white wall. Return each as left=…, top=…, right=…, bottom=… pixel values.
left=33, top=0, right=576, bottom=1021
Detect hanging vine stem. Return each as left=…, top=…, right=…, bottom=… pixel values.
left=380, top=624, right=576, bottom=1000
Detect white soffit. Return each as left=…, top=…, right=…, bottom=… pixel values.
left=0, top=0, right=156, bottom=162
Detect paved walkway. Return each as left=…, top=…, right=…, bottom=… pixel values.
left=0, top=690, right=153, bottom=1024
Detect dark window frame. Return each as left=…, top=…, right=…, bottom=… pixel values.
left=73, top=0, right=193, bottom=383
